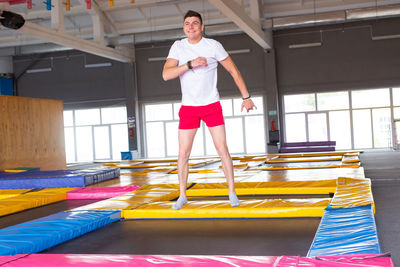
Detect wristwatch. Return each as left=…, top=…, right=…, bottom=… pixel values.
left=186, top=61, right=192, bottom=70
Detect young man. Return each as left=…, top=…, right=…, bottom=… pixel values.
left=162, top=10, right=256, bottom=210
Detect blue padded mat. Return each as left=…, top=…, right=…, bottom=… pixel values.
left=308, top=205, right=380, bottom=256
left=0, top=210, right=120, bottom=255
left=0, top=168, right=120, bottom=189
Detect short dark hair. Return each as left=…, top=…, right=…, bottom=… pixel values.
left=184, top=10, right=203, bottom=24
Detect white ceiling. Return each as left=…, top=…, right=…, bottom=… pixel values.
left=1, top=0, right=399, bottom=61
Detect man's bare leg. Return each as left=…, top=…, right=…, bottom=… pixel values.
left=173, top=128, right=198, bottom=210
left=208, top=125, right=240, bottom=207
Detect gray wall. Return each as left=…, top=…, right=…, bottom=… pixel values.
left=13, top=50, right=138, bottom=150
left=14, top=51, right=128, bottom=109
left=274, top=17, right=400, bottom=95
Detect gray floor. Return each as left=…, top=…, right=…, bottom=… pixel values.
left=360, top=150, right=400, bottom=266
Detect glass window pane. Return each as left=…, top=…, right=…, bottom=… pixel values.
left=352, top=89, right=390, bottom=108
left=308, top=113, right=328, bottom=141
left=146, top=122, right=165, bottom=157
left=63, top=111, right=74, bottom=127
left=75, top=109, right=100, bottom=126
left=205, top=126, right=217, bottom=156
left=372, top=108, right=392, bottom=148
left=145, top=104, right=173, bottom=121
left=285, top=113, right=306, bottom=142
left=94, top=126, right=110, bottom=159
left=101, top=107, right=127, bottom=124
left=317, top=91, right=349, bottom=111
left=393, top=88, right=400, bottom=106
left=173, top=103, right=181, bottom=120
left=284, top=94, right=315, bottom=113
left=353, top=109, right=372, bottom=149
left=64, top=127, right=75, bottom=163
left=233, top=96, right=264, bottom=116
left=394, top=107, right=400, bottom=120
left=111, top=124, right=129, bottom=160
left=225, top=118, right=244, bottom=153
left=76, top=126, right=93, bottom=162
left=220, top=99, right=233, bottom=116
left=166, top=122, right=179, bottom=157
left=191, top=123, right=204, bottom=156
left=329, top=111, right=352, bottom=150
left=395, top=121, right=400, bottom=145
left=245, top=116, right=266, bottom=153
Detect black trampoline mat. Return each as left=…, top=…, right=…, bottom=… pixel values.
left=42, top=217, right=320, bottom=256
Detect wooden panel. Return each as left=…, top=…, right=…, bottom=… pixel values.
left=0, top=95, right=66, bottom=170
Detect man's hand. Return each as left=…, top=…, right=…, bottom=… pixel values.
left=190, top=57, right=208, bottom=68
left=241, top=99, right=257, bottom=113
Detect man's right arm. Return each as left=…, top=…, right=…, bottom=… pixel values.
left=162, top=58, right=188, bottom=81
left=162, top=57, right=208, bottom=81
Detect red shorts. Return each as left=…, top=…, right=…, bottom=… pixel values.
left=179, top=101, right=225, bottom=129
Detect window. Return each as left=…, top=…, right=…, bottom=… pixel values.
left=308, top=113, right=328, bottom=141
left=329, top=111, right=351, bottom=149
left=317, top=91, right=349, bottom=110
left=102, top=107, right=128, bottom=124
left=285, top=113, right=306, bottom=142
left=63, top=107, right=128, bottom=163
left=353, top=109, right=373, bottom=149
left=75, top=109, right=101, bottom=126
left=393, top=88, right=400, bottom=106
left=394, top=107, right=400, bottom=120
left=372, top=108, right=392, bottom=148
left=143, top=96, right=266, bottom=158
left=284, top=94, right=315, bottom=113
left=352, top=88, right=390, bottom=109
left=284, top=88, right=397, bottom=149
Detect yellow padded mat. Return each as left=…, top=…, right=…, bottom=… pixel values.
left=187, top=180, right=337, bottom=196
left=341, top=155, right=360, bottom=163
left=0, top=189, right=31, bottom=200
left=0, top=188, right=73, bottom=217
left=331, top=177, right=374, bottom=209
left=340, top=162, right=361, bottom=168
left=123, top=198, right=331, bottom=219
left=266, top=156, right=343, bottom=163
left=72, top=184, right=180, bottom=212
left=247, top=161, right=341, bottom=171
left=169, top=169, right=219, bottom=174
left=273, top=151, right=364, bottom=158
left=239, top=156, right=268, bottom=162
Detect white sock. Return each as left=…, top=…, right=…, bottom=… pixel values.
left=172, top=196, right=188, bottom=210
left=229, top=192, right=240, bottom=207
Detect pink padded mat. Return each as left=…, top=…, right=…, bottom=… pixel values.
left=66, top=186, right=140, bottom=199
left=0, top=254, right=393, bottom=266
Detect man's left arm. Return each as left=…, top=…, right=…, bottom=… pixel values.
left=219, top=56, right=256, bottom=112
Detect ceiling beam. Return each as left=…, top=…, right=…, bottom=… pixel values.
left=18, top=21, right=133, bottom=62
left=77, top=0, right=119, bottom=36
left=208, top=0, right=272, bottom=49
left=92, top=14, right=105, bottom=45
left=249, top=0, right=262, bottom=26
left=51, top=0, right=65, bottom=32
left=96, top=0, right=171, bottom=11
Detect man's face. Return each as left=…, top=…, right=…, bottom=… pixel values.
left=183, top=16, right=204, bottom=40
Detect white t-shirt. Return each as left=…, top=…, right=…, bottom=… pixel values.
left=167, top=37, right=229, bottom=106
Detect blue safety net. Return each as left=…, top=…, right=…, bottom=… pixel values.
left=0, top=210, right=120, bottom=255
left=308, top=205, right=380, bottom=256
